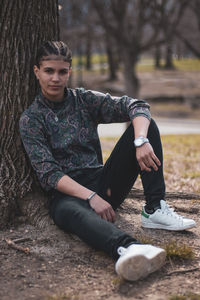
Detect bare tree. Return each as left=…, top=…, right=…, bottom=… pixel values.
left=175, top=0, right=200, bottom=58
left=93, top=0, right=192, bottom=95
left=59, top=0, right=96, bottom=85
left=153, top=0, right=199, bottom=68
left=105, top=32, right=119, bottom=80
left=158, top=0, right=188, bottom=69
left=92, top=0, right=167, bottom=97
left=0, top=0, right=59, bottom=229
left=60, top=0, right=119, bottom=83
left=190, top=0, right=200, bottom=30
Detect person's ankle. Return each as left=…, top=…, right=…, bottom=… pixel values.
left=144, top=203, right=161, bottom=214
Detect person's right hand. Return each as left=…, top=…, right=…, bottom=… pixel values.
left=89, top=194, right=115, bottom=223
left=136, top=142, right=161, bottom=172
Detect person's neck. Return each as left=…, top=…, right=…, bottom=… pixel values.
left=39, top=88, right=68, bottom=108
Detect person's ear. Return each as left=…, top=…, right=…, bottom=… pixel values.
left=69, top=67, right=72, bottom=76
left=33, top=65, right=40, bottom=79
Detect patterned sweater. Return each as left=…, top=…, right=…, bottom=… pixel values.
left=19, top=88, right=151, bottom=191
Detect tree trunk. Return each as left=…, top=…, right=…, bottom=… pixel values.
left=0, top=0, right=59, bottom=229
left=85, top=41, right=92, bottom=71
left=105, top=34, right=118, bottom=81
left=85, top=30, right=92, bottom=71
left=122, top=51, right=139, bottom=98
left=77, top=43, right=84, bottom=86
left=154, top=45, right=162, bottom=69
left=164, top=42, right=175, bottom=69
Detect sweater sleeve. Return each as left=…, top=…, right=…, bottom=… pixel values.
left=78, top=89, right=151, bottom=124
left=19, top=113, right=65, bottom=191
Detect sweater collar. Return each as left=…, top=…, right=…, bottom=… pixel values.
left=38, top=88, right=68, bottom=109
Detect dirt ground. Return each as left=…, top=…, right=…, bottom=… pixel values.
left=1, top=70, right=200, bottom=300
left=0, top=197, right=200, bottom=300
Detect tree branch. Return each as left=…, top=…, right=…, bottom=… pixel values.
left=129, top=188, right=200, bottom=200
left=165, top=267, right=199, bottom=277
left=4, top=238, right=30, bottom=254
left=175, top=30, right=200, bottom=58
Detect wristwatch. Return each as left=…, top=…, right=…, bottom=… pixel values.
left=134, top=136, right=149, bottom=147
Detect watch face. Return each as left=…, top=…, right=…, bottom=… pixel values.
left=134, top=137, right=149, bottom=147
left=135, top=137, right=143, bottom=147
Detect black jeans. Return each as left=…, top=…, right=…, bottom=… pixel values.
left=49, top=119, right=165, bottom=259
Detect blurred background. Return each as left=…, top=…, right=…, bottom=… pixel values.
left=58, top=0, right=200, bottom=194
left=58, top=0, right=200, bottom=137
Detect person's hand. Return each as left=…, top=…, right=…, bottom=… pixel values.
left=89, top=194, right=115, bottom=223
left=136, top=142, right=161, bottom=172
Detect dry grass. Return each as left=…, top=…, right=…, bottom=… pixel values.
left=161, top=134, right=200, bottom=194
left=134, top=234, right=195, bottom=260
left=169, top=293, right=200, bottom=300
left=163, top=241, right=194, bottom=260
left=100, top=134, right=200, bottom=195
left=136, top=58, right=200, bottom=72
left=73, top=56, right=200, bottom=72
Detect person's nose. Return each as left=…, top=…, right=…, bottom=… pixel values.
left=52, top=72, right=59, bottom=82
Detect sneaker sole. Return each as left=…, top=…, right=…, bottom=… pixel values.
left=141, top=222, right=196, bottom=231
left=115, top=249, right=166, bottom=281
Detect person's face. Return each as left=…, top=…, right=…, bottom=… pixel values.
left=34, top=60, right=72, bottom=101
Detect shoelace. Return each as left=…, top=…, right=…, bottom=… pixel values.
left=161, top=203, right=183, bottom=220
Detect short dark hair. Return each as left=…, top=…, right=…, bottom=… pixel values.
left=35, top=41, right=72, bottom=67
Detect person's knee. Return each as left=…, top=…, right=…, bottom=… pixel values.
left=54, top=199, right=88, bottom=229
left=148, top=118, right=160, bottom=136
left=54, top=200, right=75, bottom=227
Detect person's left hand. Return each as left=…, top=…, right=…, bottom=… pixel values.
left=136, top=142, right=161, bottom=172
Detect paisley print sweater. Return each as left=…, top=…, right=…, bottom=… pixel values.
left=19, top=88, right=151, bottom=191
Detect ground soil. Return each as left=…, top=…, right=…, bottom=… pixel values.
left=1, top=70, right=200, bottom=300
left=0, top=197, right=200, bottom=300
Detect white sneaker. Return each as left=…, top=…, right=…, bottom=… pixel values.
left=115, top=244, right=166, bottom=281
left=141, top=200, right=196, bottom=231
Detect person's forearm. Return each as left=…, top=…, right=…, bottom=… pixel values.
left=56, top=175, right=93, bottom=200
left=132, top=116, right=150, bottom=138
left=56, top=174, right=116, bottom=222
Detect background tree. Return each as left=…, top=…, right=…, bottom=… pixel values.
left=59, top=0, right=110, bottom=83
left=59, top=0, right=93, bottom=86
left=153, top=0, right=199, bottom=68
left=175, top=0, right=200, bottom=58
left=92, top=0, right=167, bottom=97
left=0, top=0, right=59, bottom=229
left=159, top=0, right=188, bottom=69
left=154, top=45, right=162, bottom=69
left=59, top=0, right=199, bottom=94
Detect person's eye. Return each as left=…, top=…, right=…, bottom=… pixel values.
left=44, top=69, right=53, bottom=73
left=60, top=69, right=69, bottom=75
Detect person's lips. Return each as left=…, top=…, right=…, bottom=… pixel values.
left=49, top=85, right=62, bottom=89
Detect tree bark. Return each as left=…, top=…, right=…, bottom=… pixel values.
left=0, top=0, right=59, bottom=229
